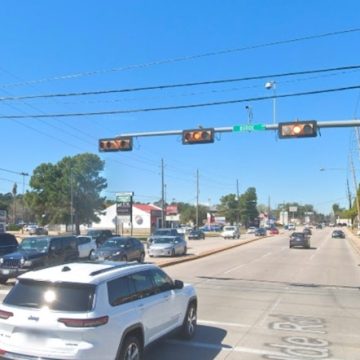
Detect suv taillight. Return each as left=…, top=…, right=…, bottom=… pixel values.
left=0, top=310, right=14, bottom=320
left=58, top=316, right=109, bottom=328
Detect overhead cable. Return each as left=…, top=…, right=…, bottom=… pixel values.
left=1, top=84, right=360, bottom=119
left=1, top=65, right=360, bottom=101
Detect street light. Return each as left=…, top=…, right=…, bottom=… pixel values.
left=265, top=81, right=276, bottom=124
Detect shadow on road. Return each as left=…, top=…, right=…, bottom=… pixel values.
left=145, top=324, right=228, bottom=360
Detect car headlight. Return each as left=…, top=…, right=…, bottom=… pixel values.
left=20, top=258, right=25, bottom=265
left=24, top=260, right=33, bottom=267
left=0, top=258, right=3, bottom=264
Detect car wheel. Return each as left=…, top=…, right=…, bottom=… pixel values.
left=183, top=246, right=187, bottom=255
left=138, top=253, right=145, bottom=263
left=171, top=249, right=175, bottom=257
left=88, top=250, right=95, bottom=260
left=117, top=335, right=142, bottom=360
left=180, top=302, right=197, bottom=340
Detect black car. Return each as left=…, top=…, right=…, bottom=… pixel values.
left=0, top=233, right=18, bottom=257
left=254, top=227, right=267, bottom=236
left=93, top=236, right=145, bottom=262
left=188, top=229, right=205, bottom=240
left=303, top=227, right=312, bottom=236
left=331, top=229, right=345, bottom=238
left=0, top=235, right=79, bottom=284
left=289, top=232, right=310, bottom=249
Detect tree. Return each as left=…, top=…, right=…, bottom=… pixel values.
left=25, top=153, right=107, bottom=234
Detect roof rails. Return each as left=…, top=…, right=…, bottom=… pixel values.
left=89, top=261, right=148, bottom=277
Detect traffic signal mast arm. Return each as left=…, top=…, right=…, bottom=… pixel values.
left=114, top=119, right=360, bottom=138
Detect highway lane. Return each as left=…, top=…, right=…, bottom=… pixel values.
left=146, top=227, right=360, bottom=360
left=0, top=228, right=359, bottom=359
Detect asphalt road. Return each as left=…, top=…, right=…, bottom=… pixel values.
left=145, top=227, right=360, bottom=360
left=0, top=228, right=359, bottom=359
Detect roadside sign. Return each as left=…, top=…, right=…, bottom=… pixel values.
left=233, top=124, right=266, bottom=132
left=116, top=192, right=134, bottom=216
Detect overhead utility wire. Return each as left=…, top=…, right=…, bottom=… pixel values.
left=1, top=27, right=359, bottom=89
left=1, top=65, right=360, bottom=101
left=2, top=84, right=360, bottom=119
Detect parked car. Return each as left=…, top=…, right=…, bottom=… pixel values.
left=76, top=235, right=97, bottom=259
left=0, top=235, right=79, bottom=284
left=269, top=227, right=279, bottom=235
left=289, top=232, right=310, bottom=249
left=93, top=236, right=145, bottom=263
left=188, top=229, right=205, bottom=240
left=86, top=229, right=113, bottom=246
left=0, top=233, right=18, bottom=257
left=331, top=229, right=345, bottom=238
left=148, top=236, right=187, bottom=257
left=147, top=228, right=183, bottom=248
left=0, top=261, right=197, bottom=360
left=254, top=227, right=267, bottom=236
left=221, top=225, right=240, bottom=239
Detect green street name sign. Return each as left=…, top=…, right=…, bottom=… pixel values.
left=233, top=124, right=266, bottom=132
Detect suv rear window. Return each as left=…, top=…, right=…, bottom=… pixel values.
left=4, top=279, right=96, bottom=312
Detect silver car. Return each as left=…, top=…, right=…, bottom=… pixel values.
left=148, top=236, right=187, bottom=257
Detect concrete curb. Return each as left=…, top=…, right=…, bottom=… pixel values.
left=345, top=228, right=360, bottom=256
left=159, top=236, right=267, bottom=268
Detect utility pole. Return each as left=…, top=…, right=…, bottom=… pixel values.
left=161, top=158, right=165, bottom=228
left=236, top=179, right=240, bottom=227
left=20, top=172, right=29, bottom=224
left=349, top=154, right=360, bottom=226
left=195, top=169, right=199, bottom=228
left=70, top=169, right=74, bottom=234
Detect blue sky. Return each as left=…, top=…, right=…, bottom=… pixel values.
left=1, top=0, right=360, bottom=215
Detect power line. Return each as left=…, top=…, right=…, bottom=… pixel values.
left=1, top=64, right=360, bottom=102
left=1, top=27, right=359, bottom=89
left=2, top=84, right=360, bottom=119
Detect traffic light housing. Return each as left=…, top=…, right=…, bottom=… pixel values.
left=182, top=128, right=215, bottom=145
left=99, top=137, right=133, bottom=152
left=278, top=121, right=318, bottom=139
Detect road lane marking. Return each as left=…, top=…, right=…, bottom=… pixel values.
left=198, top=319, right=250, bottom=328
left=165, top=339, right=344, bottom=359
left=224, top=250, right=273, bottom=274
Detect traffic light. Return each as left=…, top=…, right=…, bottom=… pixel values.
left=278, top=121, right=318, bottom=139
left=182, top=128, right=215, bottom=145
left=99, top=137, right=133, bottom=152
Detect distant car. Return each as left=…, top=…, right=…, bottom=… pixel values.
left=287, top=224, right=296, bottom=231
left=303, top=227, right=312, bottom=236
left=246, top=226, right=256, bottom=234
left=254, top=227, right=267, bottom=236
left=269, top=227, right=279, bottom=235
left=148, top=236, right=187, bottom=257
left=188, top=229, right=205, bottom=240
left=331, top=229, right=345, bottom=238
left=315, top=224, right=323, bottom=229
left=93, top=236, right=145, bottom=263
left=29, top=226, right=48, bottom=235
left=221, top=225, right=240, bottom=239
left=289, top=232, right=310, bottom=249
left=147, top=228, right=183, bottom=248
left=76, top=235, right=97, bottom=258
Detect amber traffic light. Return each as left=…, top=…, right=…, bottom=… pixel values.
left=182, top=128, right=215, bottom=145
left=99, top=137, right=133, bottom=152
left=278, top=121, right=317, bottom=139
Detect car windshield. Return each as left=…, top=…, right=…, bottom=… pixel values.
left=153, top=238, right=175, bottom=244
left=153, top=230, right=173, bottom=236
left=291, top=232, right=304, bottom=238
left=19, top=237, right=50, bottom=252
left=87, top=230, right=102, bottom=236
left=224, top=227, right=235, bottom=231
left=101, top=238, right=126, bottom=248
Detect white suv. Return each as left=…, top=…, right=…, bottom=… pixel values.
left=0, top=261, right=197, bottom=360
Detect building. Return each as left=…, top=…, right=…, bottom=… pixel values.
left=90, top=203, right=162, bottom=236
